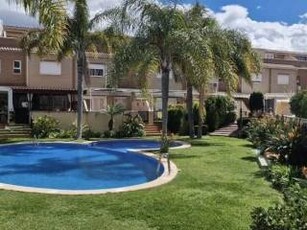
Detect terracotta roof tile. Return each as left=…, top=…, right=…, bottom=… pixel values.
left=0, top=46, right=22, bottom=52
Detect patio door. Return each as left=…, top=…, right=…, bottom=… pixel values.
left=13, top=93, right=29, bottom=124
left=0, top=92, right=8, bottom=124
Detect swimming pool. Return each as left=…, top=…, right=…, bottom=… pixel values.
left=0, top=140, right=184, bottom=194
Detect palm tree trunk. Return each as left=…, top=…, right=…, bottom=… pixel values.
left=197, top=87, right=205, bottom=139
left=161, top=67, right=170, bottom=137
left=186, top=80, right=195, bottom=138
left=76, top=51, right=84, bottom=139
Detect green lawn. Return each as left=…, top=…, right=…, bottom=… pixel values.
left=0, top=136, right=280, bottom=230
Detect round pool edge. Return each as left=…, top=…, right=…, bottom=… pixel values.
left=0, top=140, right=190, bottom=195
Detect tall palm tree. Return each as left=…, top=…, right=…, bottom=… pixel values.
left=15, top=0, right=112, bottom=139
left=107, top=0, right=188, bottom=152
left=175, top=4, right=261, bottom=139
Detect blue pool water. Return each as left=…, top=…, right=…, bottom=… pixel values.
left=0, top=140, right=167, bottom=190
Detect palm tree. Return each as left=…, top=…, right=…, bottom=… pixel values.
left=175, top=4, right=261, bottom=139
left=106, top=103, right=125, bottom=131
left=15, top=0, right=112, bottom=139
left=106, top=0, right=188, bottom=153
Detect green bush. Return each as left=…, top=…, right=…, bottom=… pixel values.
left=205, top=96, right=236, bottom=132
left=103, top=130, right=116, bottom=138
left=116, top=114, right=145, bottom=138
left=249, top=92, right=264, bottom=115
left=168, top=105, right=185, bottom=134
left=32, top=115, right=60, bottom=138
left=290, top=90, right=307, bottom=118
left=250, top=185, right=307, bottom=230
left=83, top=129, right=101, bottom=140
left=266, top=164, right=293, bottom=191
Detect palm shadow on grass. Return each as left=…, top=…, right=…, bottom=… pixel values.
left=170, top=154, right=199, bottom=159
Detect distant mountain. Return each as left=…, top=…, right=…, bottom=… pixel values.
left=0, top=10, right=40, bottom=28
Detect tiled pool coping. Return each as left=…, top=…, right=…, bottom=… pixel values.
left=0, top=140, right=190, bottom=195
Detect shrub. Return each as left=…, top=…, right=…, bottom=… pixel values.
left=83, top=129, right=101, bottom=140
left=290, top=90, right=307, bottom=118
left=32, top=115, right=60, bottom=138
left=249, top=92, right=264, bottom=115
left=205, top=96, right=236, bottom=132
left=266, top=164, right=293, bottom=191
left=250, top=185, right=307, bottom=230
left=168, top=105, right=185, bottom=134
left=103, top=130, right=116, bottom=138
left=116, top=114, right=145, bottom=138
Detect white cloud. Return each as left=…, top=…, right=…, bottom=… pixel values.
left=256, top=5, right=261, bottom=10
left=2, top=1, right=307, bottom=52
left=0, top=0, right=26, bottom=13
left=214, top=5, right=307, bottom=52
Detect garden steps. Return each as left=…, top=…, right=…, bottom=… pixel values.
left=145, top=123, right=161, bottom=136
left=0, top=124, right=31, bottom=139
left=209, top=123, right=238, bottom=137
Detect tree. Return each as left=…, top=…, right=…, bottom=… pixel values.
left=290, top=90, right=307, bottom=118
left=106, top=0, right=188, bottom=153
left=249, top=92, right=264, bottom=115
left=15, top=0, right=112, bottom=139
left=106, top=104, right=125, bottom=131
left=179, top=4, right=261, bottom=138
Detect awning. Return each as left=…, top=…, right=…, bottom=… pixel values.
left=11, top=86, right=77, bottom=94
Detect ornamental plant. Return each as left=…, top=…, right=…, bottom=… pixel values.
left=247, top=116, right=307, bottom=166
left=32, top=115, right=60, bottom=138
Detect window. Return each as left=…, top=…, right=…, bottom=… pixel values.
left=89, top=64, right=105, bottom=77
left=13, top=60, right=21, bottom=74
left=277, top=74, right=289, bottom=85
left=274, top=54, right=285, bottom=59
left=252, top=73, right=262, bottom=82
left=296, top=56, right=307, bottom=62
left=264, top=53, right=274, bottom=59
left=40, top=61, right=61, bottom=75
left=32, top=94, right=69, bottom=111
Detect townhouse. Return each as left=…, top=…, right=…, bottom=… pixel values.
left=212, top=48, right=307, bottom=116
left=2, top=10, right=307, bottom=128
left=0, top=14, right=77, bottom=126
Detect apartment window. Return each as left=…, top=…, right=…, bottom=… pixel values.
left=89, top=64, right=105, bottom=77
left=40, top=61, right=62, bottom=75
left=274, top=54, right=285, bottom=59
left=264, top=53, right=274, bottom=59
left=251, top=73, right=262, bottom=82
left=13, top=60, right=21, bottom=74
left=277, top=74, right=289, bottom=85
left=296, top=56, right=307, bottom=62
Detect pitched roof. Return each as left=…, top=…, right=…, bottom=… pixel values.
left=0, top=10, right=40, bottom=29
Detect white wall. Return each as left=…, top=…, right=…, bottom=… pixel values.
left=32, top=111, right=124, bottom=133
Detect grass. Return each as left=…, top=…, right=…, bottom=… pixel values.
left=0, top=136, right=280, bottom=230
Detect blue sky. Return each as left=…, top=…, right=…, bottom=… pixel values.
left=185, top=0, right=307, bottom=24
left=1, top=0, right=307, bottom=52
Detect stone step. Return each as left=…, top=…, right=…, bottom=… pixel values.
left=210, top=123, right=238, bottom=137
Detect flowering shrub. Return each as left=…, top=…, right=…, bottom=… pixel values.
left=247, top=116, right=306, bottom=165
left=116, top=114, right=145, bottom=138
left=32, top=115, right=60, bottom=138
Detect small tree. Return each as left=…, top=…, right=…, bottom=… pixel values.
left=106, top=104, right=125, bottom=131
left=249, top=92, right=264, bottom=115
left=290, top=90, right=307, bottom=118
